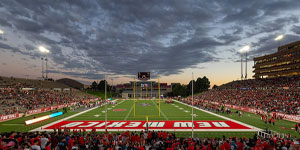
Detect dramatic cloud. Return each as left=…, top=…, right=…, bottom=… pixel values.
left=0, top=0, right=299, bottom=81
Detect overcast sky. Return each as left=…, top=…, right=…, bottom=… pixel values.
left=0, top=0, right=300, bottom=86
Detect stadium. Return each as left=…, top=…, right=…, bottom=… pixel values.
left=1, top=1, right=300, bottom=150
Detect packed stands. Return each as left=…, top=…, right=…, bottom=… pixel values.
left=219, top=76, right=300, bottom=89
left=180, top=76, right=300, bottom=121
left=183, top=88, right=300, bottom=115
left=0, top=76, right=96, bottom=116
left=0, top=130, right=298, bottom=150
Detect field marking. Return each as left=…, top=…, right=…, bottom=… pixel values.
left=151, top=100, right=168, bottom=120
left=190, top=114, right=198, bottom=117
left=116, top=99, right=126, bottom=105
left=91, top=129, right=257, bottom=132
left=31, top=100, right=120, bottom=132
left=174, top=100, right=261, bottom=131
left=124, top=105, right=134, bottom=120
left=31, top=106, right=100, bottom=132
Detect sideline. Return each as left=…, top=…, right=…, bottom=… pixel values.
left=31, top=100, right=121, bottom=132
left=174, top=100, right=261, bottom=131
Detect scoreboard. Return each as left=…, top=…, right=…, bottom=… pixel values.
left=138, top=72, right=150, bottom=80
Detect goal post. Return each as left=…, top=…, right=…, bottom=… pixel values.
left=158, top=77, right=160, bottom=117
left=133, top=75, right=161, bottom=118
left=133, top=77, right=136, bottom=117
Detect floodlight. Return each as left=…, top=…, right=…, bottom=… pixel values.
left=38, top=46, right=50, bottom=53
left=240, top=45, right=250, bottom=53
left=275, top=34, right=284, bottom=41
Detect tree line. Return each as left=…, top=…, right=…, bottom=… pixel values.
left=90, top=80, right=113, bottom=91
left=90, top=76, right=215, bottom=97
left=171, top=76, right=211, bottom=97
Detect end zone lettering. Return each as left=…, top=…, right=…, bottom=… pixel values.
left=45, top=120, right=251, bottom=130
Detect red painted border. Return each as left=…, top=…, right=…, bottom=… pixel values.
left=44, top=120, right=250, bottom=130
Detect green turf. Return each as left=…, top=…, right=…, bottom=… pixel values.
left=0, top=99, right=297, bottom=138
left=69, top=100, right=223, bottom=121
left=213, top=108, right=299, bottom=137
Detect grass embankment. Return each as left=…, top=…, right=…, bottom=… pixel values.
left=86, top=90, right=114, bottom=99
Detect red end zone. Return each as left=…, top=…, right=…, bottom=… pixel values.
left=43, top=120, right=256, bottom=131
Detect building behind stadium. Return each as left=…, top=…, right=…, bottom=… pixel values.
left=253, top=40, right=300, bottom=79
left=116, top=81, right=172, bottom=99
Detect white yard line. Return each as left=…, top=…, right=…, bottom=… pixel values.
left=31, top=106, right=100, bottom=132
left=117, top=99, right=126, bottom=105
left=31, top=100, right=119, bottom=132
left=151, top=100, right=169, bottom=120
left=124, top=105, right=134, bottom=120
left=174, top=100, right=261, bottom=131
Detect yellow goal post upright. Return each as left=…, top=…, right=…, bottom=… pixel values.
left=133, top=75, right=161, bottom=118
left=133, top=77, right=136, bottom=117
left=158, top=76, right=161, bottom=117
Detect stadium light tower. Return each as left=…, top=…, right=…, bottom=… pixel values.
left=240, top=45, right=250, bottom=80
left=39, top=46, right=50, bottom=79
left=110, top=78, right=114, bottom=96
left=41, top=58, right=44, bottom=79
left=0, top=29, right=4, bottom=39
left=275, top=34, right=284, bottom=47
left=105, top=73, right=108, bottom=132
left=239, top=50, right=244, bottom=80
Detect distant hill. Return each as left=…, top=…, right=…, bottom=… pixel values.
left=56, top=78, right=84, bottom=90
left=0, top=76, right=69, bottom=88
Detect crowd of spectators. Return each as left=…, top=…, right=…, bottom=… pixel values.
left=180, top=76, right=300, bottom=116
left=181, top=88, right=300, bottom=115
left=1, top=130, right=300, bottom=150
left=219, top=76, right=300, bottom=89
left=0, top=77, right=95, bottom=115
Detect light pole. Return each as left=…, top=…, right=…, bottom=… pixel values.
left=110, top=78, right=114, bottom=97
left=45, top=58, right=48, bottom=79
left=240, top=51, right=243, bottom=80
left=41, top=58, right=44, bottom=79
left=192, top=72, right=194, bottom=138
left=240, top=45, right=250, bottom=80
left=275, top=34, right=284, bottom=47
left=38, top=46, right=50, bottom=79
left=105, top=73, right=107, bottom=133
left=245, top=50, right=247, bottom=79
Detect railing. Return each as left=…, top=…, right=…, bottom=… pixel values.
left=257, top=130, right=286, bottom=138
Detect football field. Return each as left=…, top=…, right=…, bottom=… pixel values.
left=33, top=100, right=259, bottom=132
